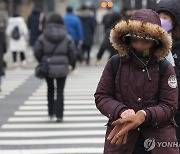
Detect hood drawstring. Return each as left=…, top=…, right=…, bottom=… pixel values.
left=131, top=51, right=152, bottom=81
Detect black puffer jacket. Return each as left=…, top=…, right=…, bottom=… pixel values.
left=156, top=0, right=180, bottom=98
left=156, top=0, right=180, bottom=96
left=156, top=0, right=180, bottom=69
left=34, top=23, right=75, bottom=78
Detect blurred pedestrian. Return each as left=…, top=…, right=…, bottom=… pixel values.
left=156, top=0, right=180, bottom=146
left=34, top=14, right=75, bottom=122
left=0, top=0, right=8, bottom=29
left=96, top=12, right=121, bottom=65
left=102, top=7, right=113, bottom=32
left=95, top=9, right=179, bottom=153
left=0, top=0, right=7, bottom=91
left=77, top=5, right=97, bottom=65
left=28, top=6, right=45, bottom=47
left=0, top=27, right=6, bottom=92
left=120, top=8, right=134, bottom=20
left=64, top=6, right=83, bottom=68
left=6, top=13, right=29, bottom=67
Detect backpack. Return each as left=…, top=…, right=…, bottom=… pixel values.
left=11, top=26, right=20, bottom=40
left=111, top=54, right=169, bottom=80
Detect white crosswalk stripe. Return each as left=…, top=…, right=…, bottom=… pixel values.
left=0, top=68, right=33, bottom=100
left=0, top=66, right=108, bottom=154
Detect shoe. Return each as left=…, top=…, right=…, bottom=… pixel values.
left=95, top=60, right=101, bottom=66
left=56, top=117, right=63, bottom=123
left=48, top=115, right=54, bottom=121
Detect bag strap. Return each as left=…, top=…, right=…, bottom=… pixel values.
left=46, top=44, right=59, bottom=62
left=158, top=59, right=169, bottom=99
left=111, top=54, right=121, bottom=78
left=159, top=59, right=169, bottom=79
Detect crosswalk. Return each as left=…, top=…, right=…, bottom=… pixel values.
left=0, top=66, right=108, bottom=154
left=0, top=68, right=33, bottom=100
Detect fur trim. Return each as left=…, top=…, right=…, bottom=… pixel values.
left=110, top=20, right=172, bottom=60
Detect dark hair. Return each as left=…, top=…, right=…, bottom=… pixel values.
left=160, top=11, right=180, bottom=40
left=47, top=14, right=64, bottom=25
left=81, top=5, right=88, bottom=10
left=66, top=6, right=73, bottom=13
left=13, top=13, right=20, bottom=17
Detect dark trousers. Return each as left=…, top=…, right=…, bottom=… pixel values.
left=82, top=44, right=91, bottom=64
left=12, top=52, right=26, bottom=62
left=133, top=133, right=151, bottom=154
left=45, top=77, right=66, bottom=118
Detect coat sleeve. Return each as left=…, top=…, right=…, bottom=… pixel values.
left=76, top=18, right=84, bottom=41
left=34, top=36, right=43, bottom=63
left=143, top=64, right=178, bottom=126
left=67, top=36, right=76, bottom=67
left=94, top=59, right=129, bottom=121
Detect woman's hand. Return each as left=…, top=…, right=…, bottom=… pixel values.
left=112, top=110, right=146, bottom=138
left=107, top=123, right=128, bottom=145
left=121, top=109, right=135, bottom=118
left=107, top=109, right=135, bottom=145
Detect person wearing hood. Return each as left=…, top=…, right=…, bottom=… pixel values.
left=156, top=0, right=180, bottom=146
left=28, top=6, right=46, bottom=47
left=34, top=14, right=75, bottom=122
left=77, top=5, right=96, bottom=65
left=94, top=9, right=179, bottom=153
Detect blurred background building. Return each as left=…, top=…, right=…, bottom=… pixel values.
left=0, top=0, right=161, bottom=46
left=1, top=0, right=159, bottom=19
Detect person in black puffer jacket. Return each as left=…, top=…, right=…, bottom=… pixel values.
left=34, top=14, right=75, bottom=122
left=156, top=0, right=180, bottom=145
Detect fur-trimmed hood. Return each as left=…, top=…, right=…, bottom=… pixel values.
left=110, top=9, right=172, bottom=60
